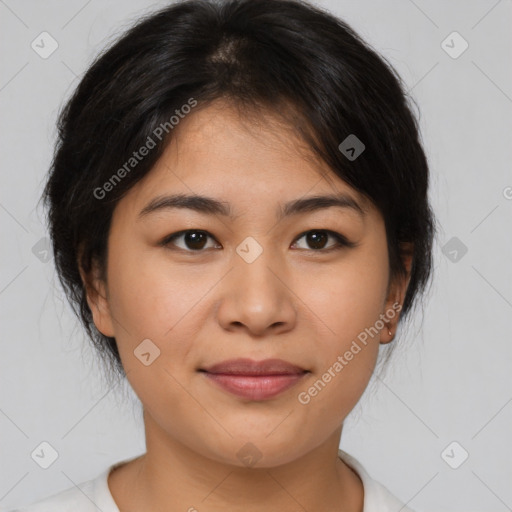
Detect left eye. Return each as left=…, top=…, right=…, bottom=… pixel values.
left=160, top=229, right=355, bottom=252
left=291, top=230, right=355, bottom=251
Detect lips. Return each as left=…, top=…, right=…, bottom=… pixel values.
left=199, top=358, right=308, bottom=400
left=201, top=358, right=307, bottom=376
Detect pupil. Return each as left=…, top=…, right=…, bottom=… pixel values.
left=185, top=232, right=206, bottom=250
left=307, top=231, right=327, bottom=249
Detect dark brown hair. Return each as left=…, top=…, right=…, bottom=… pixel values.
left=43, top=0, right=436, bottom=379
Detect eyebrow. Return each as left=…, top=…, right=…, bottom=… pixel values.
left=138, top=193, right=367, bottom=221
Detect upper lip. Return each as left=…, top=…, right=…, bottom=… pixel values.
left=201, top=358, right=307, bottom=376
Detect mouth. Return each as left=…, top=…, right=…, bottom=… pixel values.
left=198, top=358, right=309, bottom=401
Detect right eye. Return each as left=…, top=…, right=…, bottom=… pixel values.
left=159, top=230, right=221, bottom=252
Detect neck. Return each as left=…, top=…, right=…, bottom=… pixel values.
left=108, top=411, right=363, bottom=512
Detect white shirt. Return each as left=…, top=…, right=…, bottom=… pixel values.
left=12, top=450, right=415, bottom=512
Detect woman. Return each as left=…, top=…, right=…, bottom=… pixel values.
left=15, top=0, right=435, bottom=510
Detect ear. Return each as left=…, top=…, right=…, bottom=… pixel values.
left=78, top=257, right=115, bottom=338
left=380, top=242, right=413, bottom=344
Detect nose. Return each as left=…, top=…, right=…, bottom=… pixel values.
left=215, top=248, right=297, bottom=337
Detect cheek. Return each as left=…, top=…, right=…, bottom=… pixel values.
left=293, top=270, right=385, bottom=433
left=297, top=245, right=389, bottom=346
left=295, top=344, right=378, bottom=443
left=291, top=246, right=388, bottom=414
left=106, top=247, right=217, bottom=344
left=104, top=251, right=204, bottom=407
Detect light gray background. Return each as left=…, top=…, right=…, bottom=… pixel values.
left=1, top=1, right=511, bottom=511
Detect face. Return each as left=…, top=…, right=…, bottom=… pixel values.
left=85, top=100, right=408, bottom=468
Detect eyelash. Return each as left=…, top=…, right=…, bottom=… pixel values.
left=159, top=229, right=357, bottom=253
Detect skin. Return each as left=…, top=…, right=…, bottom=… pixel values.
left=82, top=100, right=411, bottom=512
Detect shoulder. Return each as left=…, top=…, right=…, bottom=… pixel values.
left=11, top=480, right=99, bottom=512
left=9, top=466, right=118, bottom=512
left=338, top=449, right=415, bottom=512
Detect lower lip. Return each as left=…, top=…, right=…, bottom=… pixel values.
left=202, top=372, right=307, bottom=400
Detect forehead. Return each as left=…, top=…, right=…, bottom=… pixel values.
left=116, top=100, right=373, bottom=217
left=169, top=100, right=326, bottom=178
